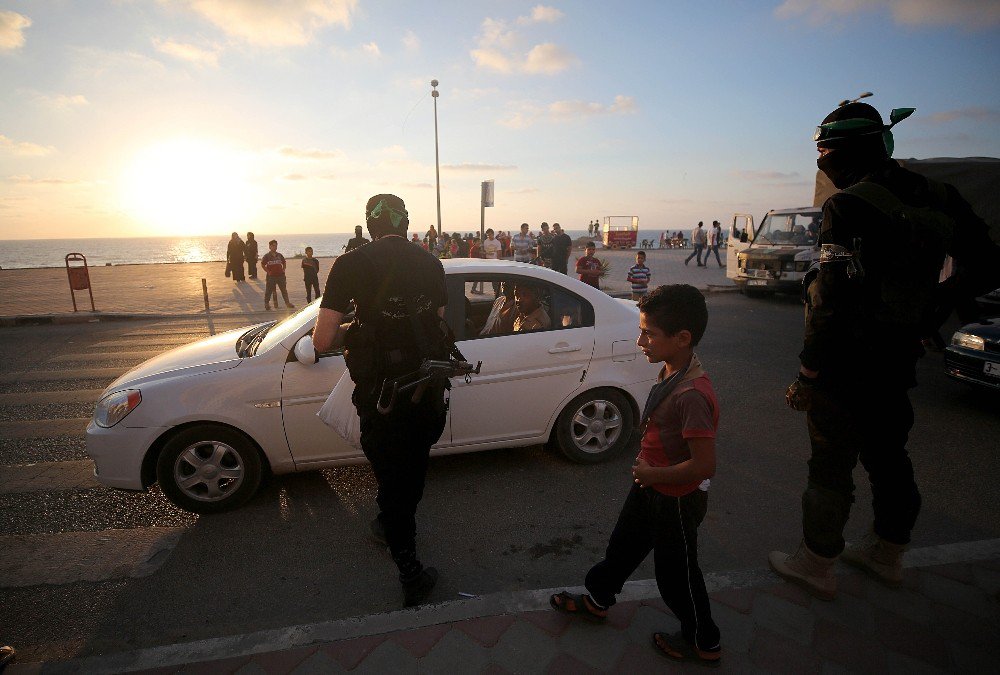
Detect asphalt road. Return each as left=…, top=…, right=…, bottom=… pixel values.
left=1, top=295, right=998, bottom=662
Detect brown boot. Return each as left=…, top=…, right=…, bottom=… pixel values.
left=768, top=541, right=837, bottom=601
left=841, top=529, right=905, bottom=587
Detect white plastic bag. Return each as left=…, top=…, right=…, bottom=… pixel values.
left=317, top=370, right=362, bottom=450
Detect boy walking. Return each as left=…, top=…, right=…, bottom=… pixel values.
left=550, top=284, right=722, bottom=666
left=302, top=246, right=320, bottom=302
left=627, top=250, right=652, bottom=300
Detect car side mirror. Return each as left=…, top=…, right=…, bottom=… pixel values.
left=293, top=335, right=317, bottom=364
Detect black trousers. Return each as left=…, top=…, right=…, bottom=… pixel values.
left=264, top=274, right=291, bottom=307
left=354, top=380, right=447, bottom=572
left=586, top=485, right=720, bottom=651
left=803, top=381, right=921, bottom=557
left=552, top=257, right=569, bottom=275
left=304, top=275, right=320, bottom=302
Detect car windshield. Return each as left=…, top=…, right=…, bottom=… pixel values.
left=755, top=211, right=822, bottom=246
left=251, top=299, right=322, bottom=356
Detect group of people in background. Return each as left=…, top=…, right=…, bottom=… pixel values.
left=226, top=232, right=323, bottom=310
left=684, top=220, right=725, bottom=268
left=223, top=218, right=728, bottom=312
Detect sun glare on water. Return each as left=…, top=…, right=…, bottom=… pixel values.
left=120, top=139, right=258, bottom=236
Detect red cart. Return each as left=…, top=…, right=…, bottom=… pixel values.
left=601, top=216, right=639, bottom=249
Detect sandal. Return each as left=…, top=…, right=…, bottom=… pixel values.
left=0, top=645, right=15, bottom=669
left=549, top=591, right=607, bottom=622
left=653, top=632, right=721, bottom=668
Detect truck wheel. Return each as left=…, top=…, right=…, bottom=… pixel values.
left=157, top=424, right=263, bottom=514
left=554, top=389, right=634, bottom=464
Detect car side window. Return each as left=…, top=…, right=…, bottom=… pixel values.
left=450, top=274, right=593, bottom=340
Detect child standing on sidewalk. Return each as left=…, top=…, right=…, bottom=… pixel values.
left=550, top=284, right=722, bottom=667
left=627, top=250, right=652, bottom=300
left=302, top=247, right=320, bottom=303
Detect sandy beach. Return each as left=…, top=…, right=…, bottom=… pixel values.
left=0, top=246, right=736, bottom=320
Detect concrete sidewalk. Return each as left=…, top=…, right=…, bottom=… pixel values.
left=0, top=248, right=737, bottom=324
left=8, top=539, right=999, bottom=674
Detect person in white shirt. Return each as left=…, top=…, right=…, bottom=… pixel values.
left=685, top=222, right=707, bottom=267
left=706, top=220, right=723, bottom=267
left=481, top=228, right=502, bottom=259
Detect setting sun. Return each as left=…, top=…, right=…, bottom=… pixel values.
left=119, top=139, right=258, bottom=236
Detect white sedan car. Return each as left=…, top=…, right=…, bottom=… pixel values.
left=87, top=260, right=659, bottom=513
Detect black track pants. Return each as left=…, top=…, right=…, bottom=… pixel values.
left=585, top=485, right=720, bottom=651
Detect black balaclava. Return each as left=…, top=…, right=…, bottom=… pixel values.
left=365, top=193, right=409, bottom=239
left=816, top=102, right=888, bottom=190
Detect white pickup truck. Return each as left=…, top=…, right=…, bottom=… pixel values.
left=726, top=207, right=821, bottom=297
left=727, top=157, right=1000, bottom=300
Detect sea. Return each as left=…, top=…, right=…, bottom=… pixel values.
left=0, top=229, right=676, bottom=270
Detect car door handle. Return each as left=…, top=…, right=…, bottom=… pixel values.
left=548, top=343, right=582, bottom=354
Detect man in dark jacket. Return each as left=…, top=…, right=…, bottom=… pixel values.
left=245, top=232, right=259, bottom=279
left=345, top=225, right=370, bottom=253
left=769, top=98, right=1000, bottom=600
left=313, top=194, right=450, bottom=607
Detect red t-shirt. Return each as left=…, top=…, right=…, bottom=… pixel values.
left=261, top=251, right=287, bottom=277
left=576, top=256, right=601, bottom=287
left=639, top=374, right=719, bottom=497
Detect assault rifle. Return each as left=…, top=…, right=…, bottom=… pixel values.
left=376, top=358, right=482, bottom=415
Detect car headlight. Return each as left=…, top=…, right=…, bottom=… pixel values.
left=94, top=389, right=142, bottom=428
left=951, top=332, right=985, bottom=351
left=781, top=261, right=795, bottom=271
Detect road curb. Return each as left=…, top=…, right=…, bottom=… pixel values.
left=17, top=537, right=1000, bottom=675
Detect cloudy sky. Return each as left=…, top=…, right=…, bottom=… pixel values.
left=1, top=0, right=999, bottom=239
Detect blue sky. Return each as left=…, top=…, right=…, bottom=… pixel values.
left=1, top=0, right=998, bottom=239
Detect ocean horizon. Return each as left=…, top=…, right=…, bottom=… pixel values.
left=0, top=228, right=674, bottom=270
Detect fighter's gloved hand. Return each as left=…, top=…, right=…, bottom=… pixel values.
left=785, top=372, right=818, bottom=412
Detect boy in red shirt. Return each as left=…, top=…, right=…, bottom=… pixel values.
left=575, top=241, right=602, bottom=288
left=550, top=284, right=722, bottom=666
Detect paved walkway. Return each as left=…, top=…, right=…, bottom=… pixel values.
left=0, top=249, right=736, bottom=323
left=6, top=539, right=998, bottom=673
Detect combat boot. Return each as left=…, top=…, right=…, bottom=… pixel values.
left=768, top=541, right=838, bottom=601
left=841, top=529, right=905, bottom=587
left=402, top=567, right=438, bottom=607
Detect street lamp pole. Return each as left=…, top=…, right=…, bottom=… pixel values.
left=431, top=79, right=442, bottom=235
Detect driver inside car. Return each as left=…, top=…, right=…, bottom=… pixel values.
left=512, top=283, right=551, bottom=332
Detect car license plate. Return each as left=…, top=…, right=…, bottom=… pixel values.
left=984, top=361, right=1000, bottom=379
left=748, top=280, right=767, bottom=286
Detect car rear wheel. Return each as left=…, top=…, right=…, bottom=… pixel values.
left=156, top=424, right=263, bottom=514
left=554, top=388, right=634, bottom=464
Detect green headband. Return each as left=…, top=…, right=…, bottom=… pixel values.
left=366, top=199, right=408, bottom=229
left=813, top=108, right=914, bottom=156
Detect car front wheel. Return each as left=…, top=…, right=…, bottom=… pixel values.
left=554, top=388, right=634, bottom=464
left=156, top=424, right=263, bottom=514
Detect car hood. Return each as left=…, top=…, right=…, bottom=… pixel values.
left=956, top=318, right=1000, bottom=340
left=103, top=326, right=246, bottom=392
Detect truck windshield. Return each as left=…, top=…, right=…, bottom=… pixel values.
left=755, top=211, right=821, bottom=246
